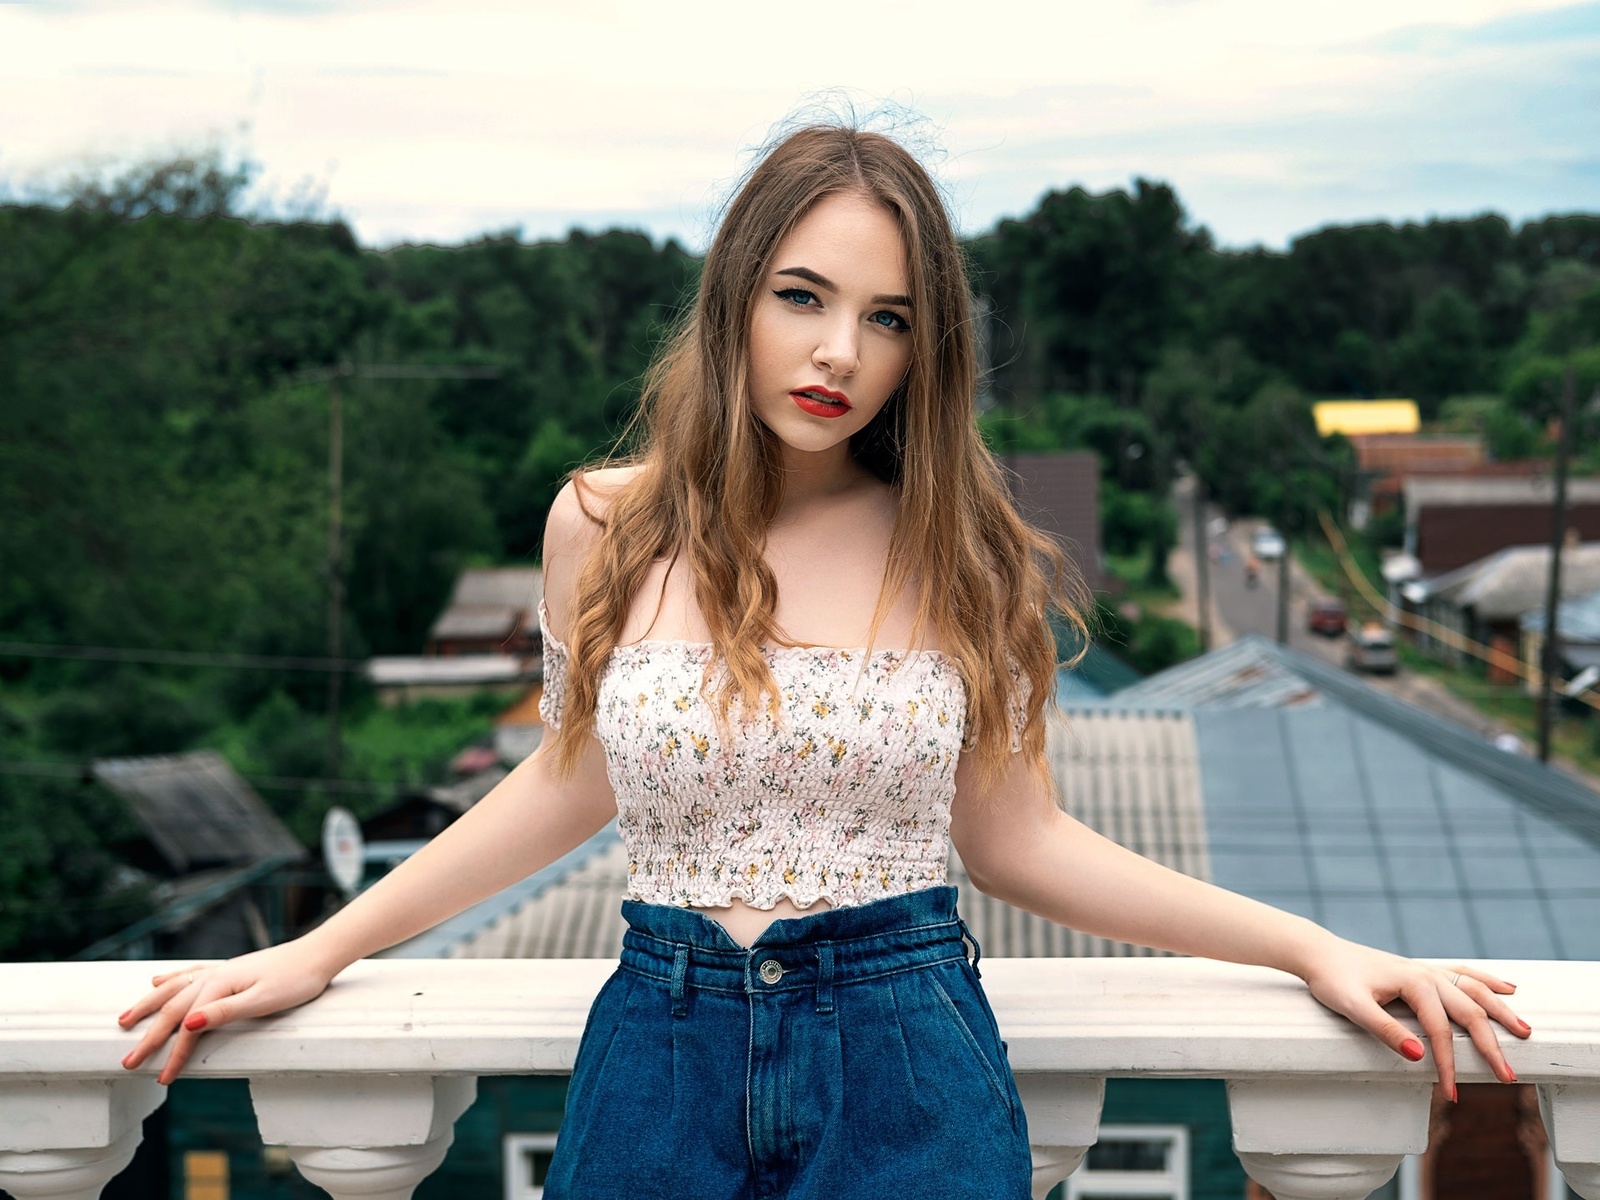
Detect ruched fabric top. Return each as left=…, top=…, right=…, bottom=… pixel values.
left=537, top=599, right=1026, bottom=910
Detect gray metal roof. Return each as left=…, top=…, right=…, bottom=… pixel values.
left=92, top=751, right=306, bottom=873
left=1523, top=588, right=1600, bottom=638
left=1418, top=543, right=1600, bottom=619
left=427, top=568, right=543, bottom=643
left=1108, top=636, right=1322, bottom=710
left=1404, top=476, right=1600, bottom=509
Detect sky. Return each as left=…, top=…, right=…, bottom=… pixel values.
left=1, top=0, right=1596, bottom=252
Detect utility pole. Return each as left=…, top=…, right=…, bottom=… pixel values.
left=1192, top=472, right=1212, bottom=652
left=1536, top=363, right=1576, bottom=764
left=325, top=363, right=350, bottom=780
left=293, top=359, right=503, bottom=783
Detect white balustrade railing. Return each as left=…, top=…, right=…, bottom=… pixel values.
left=1, top=957, right=1595, bottom=1200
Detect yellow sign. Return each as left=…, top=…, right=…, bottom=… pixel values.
left=1312, top=400, right=1420, bottom=438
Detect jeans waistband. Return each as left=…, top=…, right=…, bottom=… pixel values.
left=617, top=886, right=983, bottom=1012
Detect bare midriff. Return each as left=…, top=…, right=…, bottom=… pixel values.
left=689, top=894, right=834, bottom=948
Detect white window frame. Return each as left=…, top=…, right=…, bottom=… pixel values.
left=503, top=1131, right=559, bottom=1200
left=1064, top=1123, right=1189, bottom=1200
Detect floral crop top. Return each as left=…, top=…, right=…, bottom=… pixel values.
left=537, top=599, right=1027, bottom=910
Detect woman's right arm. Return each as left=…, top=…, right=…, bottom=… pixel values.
left=118, top=475, right=618, bottom=1083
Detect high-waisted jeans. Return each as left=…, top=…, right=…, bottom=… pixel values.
left=543, top=885, right=1033, bottom=1199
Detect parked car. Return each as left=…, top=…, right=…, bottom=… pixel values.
left=1307, top=598, right=1348, bottom=637
left=1346, top=624, right=1398, bottom=674
left=1251, top=527, right=1286, bottom=561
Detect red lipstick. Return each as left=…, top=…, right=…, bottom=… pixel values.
left=791, top=386, right=852, bottom=418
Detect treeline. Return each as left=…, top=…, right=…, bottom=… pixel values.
left=2, top=155, right=1596, bottom=957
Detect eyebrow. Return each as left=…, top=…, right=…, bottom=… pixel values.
left=775, top=266, right=911, bottom=309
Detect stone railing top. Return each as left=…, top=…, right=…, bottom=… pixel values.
left=4, top=957, right=1597, bottom=1084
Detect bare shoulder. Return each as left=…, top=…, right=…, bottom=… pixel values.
left=542, top=464, right=647, bottom=637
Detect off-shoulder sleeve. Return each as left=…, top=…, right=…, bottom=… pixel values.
left=537, top=598, right=569, bottom=731
left=1006, top=657, right=1033, bottom=754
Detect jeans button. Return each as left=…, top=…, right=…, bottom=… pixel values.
left=758, top=959, right=785, bottom=984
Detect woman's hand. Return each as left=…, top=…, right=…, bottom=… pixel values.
left=1300, top=942, right=1532, bottom=1099
left=116, top=940, right=340, bottom=1085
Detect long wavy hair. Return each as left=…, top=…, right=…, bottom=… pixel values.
left=545, top=123, right=1089, bottom=804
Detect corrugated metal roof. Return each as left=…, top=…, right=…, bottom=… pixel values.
left=1108, top=636, right=1322, bottom=710
left=1420, top=543, right=1600, bottom=619
left=1523, top=588, right=1600, bottom=638
left=427, top=568, right=543, bottom=643
left=92, top=751, right=306, bottom=873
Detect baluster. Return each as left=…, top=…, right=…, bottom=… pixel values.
left=1538, top=1082, right=1600, bottom=1200
left=1228, top=1078, right=1433, bottom=1200
left=0, top=1078, right=165, bottom=1200
left=250, top=1074, right=477, bottom=1200
left=1017, top=1074, right=1106, bottom=1200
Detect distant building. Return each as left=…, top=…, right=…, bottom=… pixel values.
left=1521, top=588, right=1600, bottom=707
left=1402, top=476, right=1600, bottom=576
left=1002, top=450, right=1108, bottom=594
left=1400, top=541, right=1600, bottom=681
left=426, top=567, right=544, bottom=657
left=79, top=752, right=309, bottom=961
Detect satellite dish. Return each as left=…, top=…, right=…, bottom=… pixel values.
left=321, top=806, right=365, bottom=897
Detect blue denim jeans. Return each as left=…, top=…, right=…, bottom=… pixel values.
left=543, top=885, right=1033, bottom=1199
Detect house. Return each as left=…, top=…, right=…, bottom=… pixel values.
left=1521, top=588, right=1600, bottom=708
left=1401, top=476, right=1600, bottom=577
left=1398, top=541, right=1600, bottom=682
left=365, top=568, right=551, bottom=705
left=425, top=567, right=544, bottom=657
left=1002, top=451, right=1109, bottom=594
left=77, top=752, right=310, bottom=962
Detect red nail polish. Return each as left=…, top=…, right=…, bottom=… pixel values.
left=1519, top=1020, right=1533, bottom=1034
left=1506, top=1068, right=1519, bottom=1084
left=1400, top=1038, right=1425, bottom=1061
left=1450, top=1085, right=1458, bottom=1103
left=183, top=1012, right=207, bottom=1031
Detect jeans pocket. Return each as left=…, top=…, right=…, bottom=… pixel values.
left=925, top=968, right=1018, bottom=1123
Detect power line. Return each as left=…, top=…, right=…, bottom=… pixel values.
left=0, top=641, right=365, bottom=672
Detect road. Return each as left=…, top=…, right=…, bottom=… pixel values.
left=1165, top=475, right=1520, bottom=741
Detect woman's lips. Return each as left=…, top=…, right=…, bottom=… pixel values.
left=791, top=388, right=851, bottom=418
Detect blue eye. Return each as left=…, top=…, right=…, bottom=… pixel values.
left=871, top=310, right=911, bottom=332
left=774, top=287, right=818, bottom=307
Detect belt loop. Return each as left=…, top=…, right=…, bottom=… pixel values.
left=815, top=943, right=834, bottom=1015
left=671, top=945, right=689, bottom=1018
left=957, top=916, right=982, bottom=978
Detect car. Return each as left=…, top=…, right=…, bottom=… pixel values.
left=1346, top=624, right=1398, bottom=674
left=1251, top=527, right=1286, bottom=561
left=1307, top=598, right=1348, bottom=637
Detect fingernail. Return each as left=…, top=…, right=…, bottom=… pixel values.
left=1450, top=1084, right=1458, bottom=1103
left=1519, top=1019, right=1533, bottom=1034
left=117, top=1010, right=132, bottom=1024
left=183, top=1012, right=207, bottom=1031
left=1506, top=1068, right=1519, bottom=1084
left=1400, top=1038, right=1425, bottom=1061
left=121, top=1052, right=135, bottom=1069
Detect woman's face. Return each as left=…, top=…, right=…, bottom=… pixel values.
left=746, top=191, right=913, bottom=473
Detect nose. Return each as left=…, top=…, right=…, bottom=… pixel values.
left=812, top=317, right=859, bottom=378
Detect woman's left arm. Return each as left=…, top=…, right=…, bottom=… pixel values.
left=948, top=751, right=1531, bottom=1098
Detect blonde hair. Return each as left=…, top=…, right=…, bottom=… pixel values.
left=545, top=123, right=1089, bottom=802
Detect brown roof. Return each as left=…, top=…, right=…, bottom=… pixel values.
left=427, top=568, right=544, bottom=648
left=1002, top=451, right=1105, bottom=593
left=93, top=751, right=306, bottom=874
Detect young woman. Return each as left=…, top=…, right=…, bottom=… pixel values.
left=117, top=123, right=1529, bottom=1198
